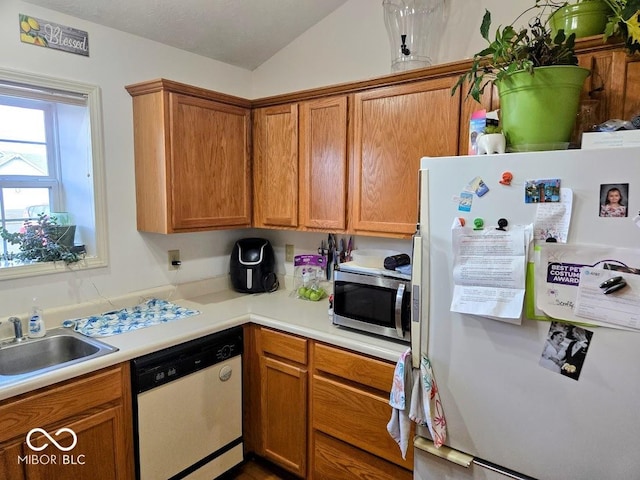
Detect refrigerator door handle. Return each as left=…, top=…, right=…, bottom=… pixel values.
left=414, top=436, right=473, bottom=468
left=415, top=437, right=538, bottom=480
left=472, top=458, right=539, bottom=480
left=394, top=283, right=406, bottom=338
left=410, top=233, right=422, bottom=369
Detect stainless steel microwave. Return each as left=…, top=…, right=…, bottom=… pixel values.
left=332, top=269, right=411, bottom=343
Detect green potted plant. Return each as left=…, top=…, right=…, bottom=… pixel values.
left=452, top=3, right=590, bottom=151
left=549, top=0, right=614, bottom=39
left=1, top=213, right=81, bottom=265
left=603, top=0, right=640, bottom=52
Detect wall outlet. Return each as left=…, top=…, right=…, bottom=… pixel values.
left=168, top=249, right=181, bottom=270
left=285, top=244, right=294, bottom=263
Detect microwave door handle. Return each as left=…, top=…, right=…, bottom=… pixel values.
left=395, top=283, right=406, bottom=338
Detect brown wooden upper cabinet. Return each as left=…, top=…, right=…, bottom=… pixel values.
left=252, top=104, right=299, bottom=228
left=253, top=96, right=349, bottom=232
left=576, top=50, right=640, bottom=128
left=127, top=41, right=632, bottom=237
left=351, top=77, right=461, bottom=237
left=126, top=79, right=252, bottom=233
left=299, top=96, right=349, bottom=231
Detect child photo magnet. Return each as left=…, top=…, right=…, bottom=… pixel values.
left=599, top=183, right=629, bottom=218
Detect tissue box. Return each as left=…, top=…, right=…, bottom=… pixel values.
left=581, top=130, right=640, bottom=149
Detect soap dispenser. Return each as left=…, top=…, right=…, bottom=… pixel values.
left=28, top=299, right=46, bottom=338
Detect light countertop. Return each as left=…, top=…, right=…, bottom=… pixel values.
left=0, top=286, right=409, bottom=401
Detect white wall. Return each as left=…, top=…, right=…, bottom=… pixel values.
left=0, top=0, right=535, bottom=324
left=0, top=0, right=255, bottom=321
left=252, top=0, right=535, bottom=97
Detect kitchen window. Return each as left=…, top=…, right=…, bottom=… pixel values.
left=0, top=68, right=107, bottom=280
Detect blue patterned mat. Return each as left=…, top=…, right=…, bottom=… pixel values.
left=63, top=298, right=200, bottom=337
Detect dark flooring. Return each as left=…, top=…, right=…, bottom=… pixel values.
left=222, top=456, right=299, bottom=480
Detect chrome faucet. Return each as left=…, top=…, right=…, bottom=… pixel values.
left=8, top=317, right=26, bottom=342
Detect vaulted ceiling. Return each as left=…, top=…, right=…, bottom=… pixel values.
left=24, top=0, right=348, bottom=70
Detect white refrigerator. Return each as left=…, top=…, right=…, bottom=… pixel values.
left=410, top=146, right=640, bottom=480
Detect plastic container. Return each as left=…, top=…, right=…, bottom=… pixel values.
left=28, top=302, right=46, bottom=338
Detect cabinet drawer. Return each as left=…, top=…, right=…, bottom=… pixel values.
left=313, top=343, right=395, bottom=392
left=0, top=364, right=125, bottom=444
left=312, top=375, right=413, bottom=468
left=260, top=328, right=307, bottom=365
left=313, top=430, right=412, bottom=480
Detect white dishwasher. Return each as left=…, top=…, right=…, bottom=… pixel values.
left=131, top=326, right=243, bottom=480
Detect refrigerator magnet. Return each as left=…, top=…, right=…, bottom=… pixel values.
left=458, top=192, right=473, bottom=212
left=467, top=176, right=489, bottom=197
left=525, top=178, right=561, bottom=203
left=499, top=171, right=513, bottom=185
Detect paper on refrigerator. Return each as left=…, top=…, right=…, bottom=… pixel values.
left=534, top=187, right=572, bottom=243
left=535, top=244, right=640, bottom=327
left=575, top=267, right=640, bottom=330
left=450, top=224, right=532, bottom=323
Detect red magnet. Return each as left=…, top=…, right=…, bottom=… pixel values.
left=499, top=171, right=513, bottom=186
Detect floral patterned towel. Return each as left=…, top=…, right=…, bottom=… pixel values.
left=409, top=354, right=447, bottom=448
left=63, top=298, right=200, bottom=337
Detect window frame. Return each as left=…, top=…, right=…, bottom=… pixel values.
left=0, top=67, right=108, bottom=280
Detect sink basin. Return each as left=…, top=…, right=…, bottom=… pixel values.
left=0, top=328, right=118, bottom=379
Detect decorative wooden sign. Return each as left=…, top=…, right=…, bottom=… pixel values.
left=19, top=14, right=89, bottom=57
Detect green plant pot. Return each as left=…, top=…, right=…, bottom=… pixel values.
left=549, top=0, right=611, bottom=39
left=496, top=66, right=590, bottom=151
left=51, top=225, right=76, bottom=248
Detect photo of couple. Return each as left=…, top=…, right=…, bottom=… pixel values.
left=539, top=322, right=593, bottom=381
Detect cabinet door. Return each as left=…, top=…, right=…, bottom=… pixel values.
left=169, top=93, right=251, bottom=230
left=253, top=104, right=299, bottom=228
left=352, top=77, right=459, bottom=237
left=23, top=406, right=131, bottom=480
left=0, top=441, right=25, bottom=480
left=576, top=50, right=640, bottom=130
left=611, top=51, right=640, bottom=120
left=260, top=356, right=307, bottom=477
left=299, top=96, right=348, bottom=231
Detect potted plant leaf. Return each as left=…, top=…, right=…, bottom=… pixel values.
left=452, top=3, right=590, bottom=151
left=603, top=0, right=640, bottom=53
left=1, top=213, right=81, bottom=265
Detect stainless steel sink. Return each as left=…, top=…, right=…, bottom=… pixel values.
left=0, top=328, right=118, bottom=380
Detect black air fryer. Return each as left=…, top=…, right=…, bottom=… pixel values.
left=230, top=238, right=278, bottom=293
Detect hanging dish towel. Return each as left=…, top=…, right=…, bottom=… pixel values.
left=409, top=354, right=447, bottom=448
left=386, top=347, right=413, bottom=459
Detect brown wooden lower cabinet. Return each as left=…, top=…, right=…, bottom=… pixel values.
left=310, top=343, right=414, bottom=478
left=313, top=430, right=412, bottom=480
left=255, top=327, right=308, bottom=477
left=245, top=326, right=413, bottom=479
left=260, top=356, right=307, bottom=476
left=0, top=364, right=134, bottom=480
left=0, top=441, right=24, bottom=480
left=312, top=375, right=413, bottom=468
